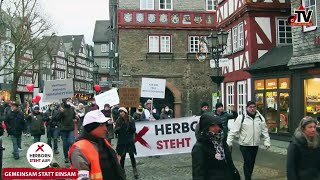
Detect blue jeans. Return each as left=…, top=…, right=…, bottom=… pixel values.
left=33, top=135, right=41, bottom=143
left=47, top=128, right=59, bottom=151
left=11, top=135, right=22, bottom=158
left=60, top=131, right=75, bottom=158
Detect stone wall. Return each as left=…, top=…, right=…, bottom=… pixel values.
left=118, top=29, right=215, bottom=116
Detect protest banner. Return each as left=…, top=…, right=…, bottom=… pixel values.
left=134, top=116, right=199, bottom=157
left=95, top=88, right=119, bottom=110
left=141, top=78, right=166, bottom=99
left=43, top=79, right=74, bottom=102
left=119, top=87, right=140, bottom=107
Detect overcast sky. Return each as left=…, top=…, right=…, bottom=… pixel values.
left=42, top=0, right=109, bottom=45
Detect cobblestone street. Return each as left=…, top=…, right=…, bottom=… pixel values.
left=1, top=134, right=287, bottom=180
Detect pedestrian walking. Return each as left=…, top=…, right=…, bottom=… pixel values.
left=214, top=103, right=238, bottom=139
left=58, top=98, right=78, bottom=163
left=4, top=102, right=25, bottom=160
left=22, top=101, right=31, bottom=136
left=192, top=113, right=240, bottom=180
left=227, top=101, right=270, bottom=180
left=44, top=104, right=60, bottom=154
left=287, top=116, right=320, bottom=180
left=195, top=102, right=211, bottom=140
left=68, top=110, right=126, bottom=180
left=115, top=107, right=139, bottom=179
left=76, top=103, right=86, bottom=134
left=101, top=104, right=114, bottom=144
left=28, top=105, right=45, bottom=143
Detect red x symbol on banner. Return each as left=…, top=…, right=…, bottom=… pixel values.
left=135, top=126, right=151, bottom=149
left=35, top=144, right=44, bottom=152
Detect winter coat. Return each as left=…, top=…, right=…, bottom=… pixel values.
left=160, top=109, right=173, bottom=119
left=5, top=110, right=25, bottom=136
left=287, top=135, right=320, bottom=180
left=101, top=109, right=114, bottom=140
left=192, top=114, right=237, bottom=180
left=132, top=111, right=143, bottom=121
left=43, top=109, right=60, bottom=129
left=58, top=105, right=76, bottom=132
left=115, top=116, right=137, bottom=156
left=28, top=112, right=45, bottom=136
left=111, top=106, right=119, bottom=122
left=215, top=111, right=238, bottom=137
left=227, top=111, right=270, bottom=147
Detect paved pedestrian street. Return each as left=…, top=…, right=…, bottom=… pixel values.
left=1, top=134, right=287, bottom=180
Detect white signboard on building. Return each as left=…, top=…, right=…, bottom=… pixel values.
left=210, top=58, right=230, bottom=68
left=95, top=88, right=120, bottom=110
left=134, top=116, right=199, bottom=157
left=141, top=78, right=166, bottom=99
left=43, top=79, right=74, bottom=102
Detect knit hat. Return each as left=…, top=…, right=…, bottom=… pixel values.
left=201, top=102, right=209, bottom=108
left=215, top=102, right=223, bottom=109
left=119, top=107, right=128, bottom=113
left=246, top=101, right=256, bottom=107
left=33, top=105, right=40, bottom=110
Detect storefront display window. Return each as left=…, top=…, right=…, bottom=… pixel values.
left=279, top=78, right=290, bottom=89
left=266, top=79, right=277, bottom=90
left=266, top=92, right=277, bottom=132
left=304, top=78, right=320, bottom=119
left=254, top=77, right=290, bottom=133
left=255, top=80, right=264, bottom=90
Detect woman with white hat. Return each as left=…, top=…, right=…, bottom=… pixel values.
left=115, top=107, right=139, bottom=179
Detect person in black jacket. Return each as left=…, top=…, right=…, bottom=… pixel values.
left=27, top=105, right=45, bottom=143
left=115, top=107, right=138, bottom=179
left=192, top=113, right=239, bottom=180
left=287, top=116, right=320, bottom=180
left=214, top=103, right=238, bottom=139
left=44, top=104, right=60, bottom=154
left=4, top=102, right=25, bottom=160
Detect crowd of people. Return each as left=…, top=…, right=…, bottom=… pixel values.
left=1, top=96, right=320, bottom=180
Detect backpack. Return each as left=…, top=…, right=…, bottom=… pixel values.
left=239, top=114, right=263, bottom=129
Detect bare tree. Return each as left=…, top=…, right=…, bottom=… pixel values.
left=0, top=0, right=54, bottom=100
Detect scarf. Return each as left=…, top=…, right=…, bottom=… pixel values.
left=207, top=131, right=225, bottom=160
left=77, top=130, right=126, bottom=180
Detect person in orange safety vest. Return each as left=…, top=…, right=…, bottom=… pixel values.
left=68, top=110, right=126, bottom=180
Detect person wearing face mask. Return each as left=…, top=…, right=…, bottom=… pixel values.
left=44, top=104, right=60, bottom=154
left=287, top=116, right=320, bottom=180
left=27, top=105, right=45, bottom=143
left=227, top=101, right=270, bottom=180
left=58, top=98, right=78, bottom=163
left=192, top=113, right=239, bottom=180
left=160, top=106, right=173, bottom=119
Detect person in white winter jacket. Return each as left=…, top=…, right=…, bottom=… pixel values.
left=227, top=101, right=270, bottom=180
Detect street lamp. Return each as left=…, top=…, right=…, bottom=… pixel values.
left=204, top=29, right=229, bottom=103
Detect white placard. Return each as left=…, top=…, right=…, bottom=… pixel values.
left=95, top=88, right=119, bottom=110
left=141, top=78, right=166, bottom=99
left=43, top=79, right=74, bottom=102
left=134, top=116, right=199, bottom=157
left=210, top=58, right=230, bottom=68
left=38, top=93, right=50, bottom=112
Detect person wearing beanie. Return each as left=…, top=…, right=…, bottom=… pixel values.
left=214, top=102, right=238, bottom=139
left=44, top=103, right=60, bottom=154
left=27, top=105, right=45, bottom=143
left=192, top=113, right=239, bottom=180
left=69, top=110, right=126, bottom=180
left=227, top=100, right=270, bottom=180
left=200, top=102, right=210, bottom=115
left=115, top=107, right=139, bottom=179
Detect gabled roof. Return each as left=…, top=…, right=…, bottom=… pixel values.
left=246, top=45, right=293, bottom=72
left=92, top=20, right=112, bottom=43
left=41, top=35, right=64, bottom=55
left=61, top=35, right=84, bottom=54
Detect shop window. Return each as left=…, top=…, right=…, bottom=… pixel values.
left=305, top=78, right=320, bottom=119
left=266, top=92, right=278, bottom=132
left=266, top=79, right=277, bottom=90
left=255, top=80, right=264, bottom=90
left=279, top=78, right=290, bottom=89
left=255, top=93, right=264, bottom=115
left=279, top=93, right=289, bottom=132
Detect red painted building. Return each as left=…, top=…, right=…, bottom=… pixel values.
left=216, top=0, right=291, bottom=115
